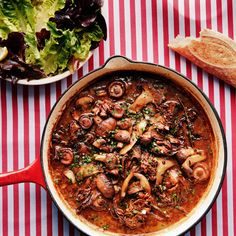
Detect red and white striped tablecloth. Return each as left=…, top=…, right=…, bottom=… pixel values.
left=0, top=0, right=235, bottom=235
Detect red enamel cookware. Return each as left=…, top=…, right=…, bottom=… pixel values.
left=0, top=56, right=227, bottom=236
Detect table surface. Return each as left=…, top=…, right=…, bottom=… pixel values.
left=0, top=0, right=235, bottom=235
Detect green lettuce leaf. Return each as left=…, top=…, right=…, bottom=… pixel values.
left=40, top=22, right=76, bottom=74
left=0, top=0, right=40, bottom=64
left=82, top=25, right=105, bottom=42
left=35, top=0, right=66, bottom=32
left=73, top=24, right=104, bottom=60
left=0, top=19, right=11, bottom=39
left=0, top=0, right=35, bottom=34
left=0, top=0, right=104, bottom=76
left=24, top=33, right=40, bottom=65
left=40, top=22, right=104, bottom=75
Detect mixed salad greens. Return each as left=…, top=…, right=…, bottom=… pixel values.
left=0, top=0, right=107, bottom=83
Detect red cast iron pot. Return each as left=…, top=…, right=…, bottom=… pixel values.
left=0, top=56, right=227, bottom=236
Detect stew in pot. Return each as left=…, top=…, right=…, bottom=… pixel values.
left=49, top=72, right=215, bottom=234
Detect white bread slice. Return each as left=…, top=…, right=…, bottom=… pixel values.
left=168, top=29, right=236, bottom=87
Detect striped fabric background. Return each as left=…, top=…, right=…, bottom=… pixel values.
left=0, top=0, right=235, bottom=235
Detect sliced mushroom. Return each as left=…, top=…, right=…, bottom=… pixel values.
left=156, top=158, right=177, bottom=185
left=127, top=181, right=143, bottom=195
left=96, top=173, right=115, bottom=198
left=176, top=147, right=195, bottom=163
left=76, top=164, right=102, bottom=181
left=76, top=96, right=94, bottom=109
left=94, top=115, right=103, bottom=124
left=117, top=118, right=132, bottom=130
left=92, top=107, right=100, bottom=116
left=117, top=142, right=124, bottom=148
left=95, top=89, right=107, bottom=97
left=95, top=117, right=117, bottom=137
left=192, top=162, right=210, bottom=182
left=133, top=173, right=151, bottom=194
left=121, top=171, right=134, bottom=198
left=132, top=146, right=142, bottom=159
left=182, top=152, right=206, bottom=175
left=94, top=153, right=107, bottom=162
left=108, top=169, right=119, bottom=176
left=91, top=195, right=107, bottom=211
left=99, top=145, right=114, bottom=153
left=61, top=151, right=74, bottom=165
left=107, top=80, right=126, bottom=98
left=120, top=119, right=147, bottom=155
left=94, top=153, right=118, bottom=170
left=121, top=172, right=151, bottom=198
left=114, top=130, right=131, bottom=143
left=93, top=138, right=106, bottom=148
left=149, top=128, right=164, bottom=140
left=140, top=131, right=153, bottom=145
left=78, top=113, right=93, bottom=129
left=166, top=135, right=181, bottom=144
left=69, top=120, right=80, bottom=133
left=167, top=169, right=180, bottom=186
left=129, top=84, right=154, bottom=113
left=54, top=146, right=62, bottom=160
left=55, top=146, right=74, bottom=165
left=114, top=185, right=121, bottom=194
left=110, top=104, right=125, bottom=118
left=151, top=145, right=170, bottom=156
left=77, top=143, right=90, bottom=154
left=84, top=132, right=95, bottom=144
left=100, top=108, right=108, bottom=117
left=162, top=100, right=180, bottom=115
left=163, top=168, right=182, bottom=189
left=150, top=115, right=169, bottom=131
left=63, top=169, right=76, bottom=184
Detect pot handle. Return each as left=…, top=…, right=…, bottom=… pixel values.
left=0, top=158, right=46, bottom=189
left=104, top=56, right=131, bottom=69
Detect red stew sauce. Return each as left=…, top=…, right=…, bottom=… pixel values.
left=49, top=72, right=215, bottom=234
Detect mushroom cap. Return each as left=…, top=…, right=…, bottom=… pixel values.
left=107, top=80, right=126, bottom=98
left=79, top=113, right=94, bottom=129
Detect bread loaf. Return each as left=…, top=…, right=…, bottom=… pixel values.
left=168, top=29, right=236, bottom=87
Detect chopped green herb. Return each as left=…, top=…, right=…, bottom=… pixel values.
left=153, top=147, right=160, bottom=152
left=110, top=140, right=118, bottom=148
left=159, top=185, right=166, bottom=192
left=82, top=155, right=92, bottom=163
left=102, top=224, right=109, bottom=230
left=172, top=193, right=179, bottom=202
left=126, top=110, right=143, bottom=119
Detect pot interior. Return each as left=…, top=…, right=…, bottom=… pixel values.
left=41, top=56, right=226, bottom=236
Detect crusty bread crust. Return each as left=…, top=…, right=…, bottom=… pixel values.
left=168, top=29, right=236, bottom=87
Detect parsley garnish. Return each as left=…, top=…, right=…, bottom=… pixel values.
left=102, top=224, right=109, bottom=230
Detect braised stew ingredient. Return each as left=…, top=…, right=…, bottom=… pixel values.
left=49, top=72, right=214, bottom=234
